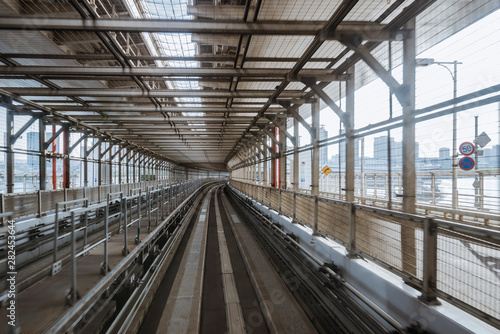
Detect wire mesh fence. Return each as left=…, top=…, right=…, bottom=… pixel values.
left=437, top=228, right=500, bottom=321
left=230, top=180, right=500, bottom=328
left=317, top=199, right=349, bottom=245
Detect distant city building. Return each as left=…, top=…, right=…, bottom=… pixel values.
left=27, top=131, right=58, bottom=174
left=373, top=135, right=418, bottom=166
left=439, top=147, right=450, bottom=160
left=319, top=125, right=328, bottom=166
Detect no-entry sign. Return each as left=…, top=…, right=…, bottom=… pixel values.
left=458, top=156, right=475, bottom=171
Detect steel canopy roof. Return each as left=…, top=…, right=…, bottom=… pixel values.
left=0, top=0, right=494, bottom=170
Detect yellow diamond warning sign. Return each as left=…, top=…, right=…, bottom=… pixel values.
left=322, top=165, right=332, bottom=175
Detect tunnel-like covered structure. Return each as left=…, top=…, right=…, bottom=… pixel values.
left=0, top=0, right=499, bottom=333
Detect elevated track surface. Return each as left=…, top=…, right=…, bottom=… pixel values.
left=1, top=182, right=414, bottom=333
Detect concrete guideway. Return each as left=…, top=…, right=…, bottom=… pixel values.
left=138, top=183, right=319, bottom=333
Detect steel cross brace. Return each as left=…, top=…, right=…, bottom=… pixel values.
left=265, top=114, right=296, bottom=146
left=301, top=78, right=347, bottom=124
left=339, top=33, right=410, bottom=107
left=258, top=125, right=282, bottom=149
left=44, top=124, right=70, bottom=150
left=279, top=101, right=315, bottom=138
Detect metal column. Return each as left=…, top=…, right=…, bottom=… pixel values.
left=402, top=18, right=416, bottom=214
left=6, top=98, right=14, bottom=194
left=98, top=141, right=103, bottom=186
left=39, top=119, right=47, bottom=190
left=63, top=129, right=70, bottom=188
left=271, top=130, right=277, bottom=188
left=108, top=143, right=113, bottom=185
left=263, top=137, right=268, bottom=187
left=402, top=18, right=417, bottom=277
left=345, top=66, right=355, bottom=202
left=280, top=118, right=287, bottom=189
left=293, top=118, right=299, bottom=191
left=311, top=98, right=320, bottom=197
left=118, top=147, right=122, bottom=184
left=83, top=136, right=88, bottom=188
left=311, top=98, right=320, bottom=234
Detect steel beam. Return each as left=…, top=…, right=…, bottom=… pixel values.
left=293, top=118, right=299, bottom=191
left=265, top=115, right=296, bottom=146
left=258, top=125, right=281, bottom=148
left=402, top=18, right=417, bottom=280
left=340, top=39, right=410, bottom=107
left=345, top=66, right=355, bottom=202
left=6, top=98, right=14, bottom=193
left=12, top=115, right=40, bottom=144
left=44, top=125, right=68, bottom=150
left=279, top=101, right=314, bottom=136
left=45, top=105, right=285, bottom=113
left=0, top=66, right=338, bottom=78
left=69, top=133, right=88, bottom=153
left=76, top=116, right=260, bottom=122
left=311, top=98, right=320, bottom=198
left=250, top=132, right=272, bottom=154
left=0, top=17, right=391, bottom=37
left=39, top=119, right=47, bottom=190
left=63, top=130, right=70, bottom=188
left=0, top=53, right=339, bottom=63
left=302, top=78, right=346, bottom=122
left=226, top=0, right=358, bottom=164
left=6, top=88, right=304, bottom=99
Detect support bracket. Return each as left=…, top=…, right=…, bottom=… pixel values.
left=339, top=34, right=410, bottom=107
left=302, top=78, right=346, bottom=123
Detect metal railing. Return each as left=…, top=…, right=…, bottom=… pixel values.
left=0, top=179, right=218, bottom=222
left=241, top=169, right=499, bottom=225
left=230, top=180, right=500, bottom=330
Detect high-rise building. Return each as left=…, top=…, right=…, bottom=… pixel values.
left=319, top=125, right=328, bottom=166
left=439, top=147, right=450, bottom=159
left=27, top=131, right=57, bottom=174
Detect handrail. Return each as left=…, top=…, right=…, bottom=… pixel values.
left=230, top=179, right=500, bottom=329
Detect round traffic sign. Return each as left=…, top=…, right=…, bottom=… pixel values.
left=458, top=156, right=475, bottom=171
left=459, top=142, right=475, bottom=156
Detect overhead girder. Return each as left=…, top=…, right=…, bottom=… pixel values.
left=96, top=124, right=249, bottom=130
left=225, top=0, right=359, bottom=164
left=0, top=66, right=344, bottom=79
left=76, top=116, right=267, bottom=123
left=0, top=17, right=397, bottom=39
left=42, top=105, right=286, bottom=113
left=6, top=88, right=305, bottom=99
left=0, top=53, right=340, bottom=63
left=0, top=89, right=178, bottom=165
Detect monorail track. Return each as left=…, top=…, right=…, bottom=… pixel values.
left=137, top=184, right=314, bottom=333
left=1, top=181, right=416, bottom=333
